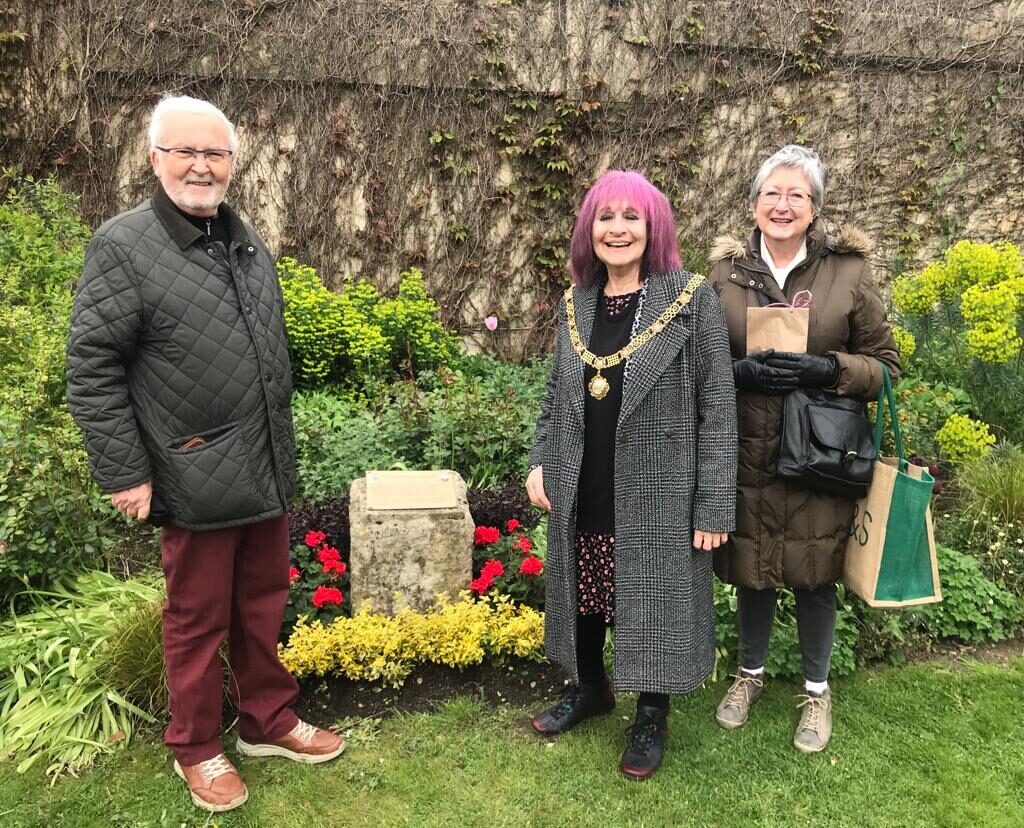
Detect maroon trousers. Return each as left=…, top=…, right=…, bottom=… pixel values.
left=161, top=514, right=299, bottom=765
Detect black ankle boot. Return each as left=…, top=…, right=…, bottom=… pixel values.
left=619, top=703, right=668, bottom=780
left=530, top=676, right=615, bottom=735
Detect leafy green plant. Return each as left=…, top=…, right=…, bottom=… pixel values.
left=0, top=409, right=115, bottom=598
left=892, top=239, right=1024, bottom=442
left=915, top=545, right=1022, bottom=643
left=100, top=598, right=167, bottom=720
left=958, top=441, right=1024, bottom=523
left=936, top=508, right=1024, bottom=596
left=0, top=572, right=163, bottom=776
left=291, top=390, right=403, bottom=502
left=279, top=261, right=458, bottom=391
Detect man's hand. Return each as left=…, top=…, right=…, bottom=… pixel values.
left=111, top=481, right=153, bottom=521
left=693, top=530, right=728, bottom=551
left=526, top=466, right=551, bottom=511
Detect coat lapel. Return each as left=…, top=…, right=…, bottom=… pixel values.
left=617, top=275, right=693, bottom=427
left=566, top=283, right=599, bottom=428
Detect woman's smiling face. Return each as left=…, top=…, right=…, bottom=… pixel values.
left=754, top=166, right=815, bottom=248
left=591, top=199, right=648, bottom=273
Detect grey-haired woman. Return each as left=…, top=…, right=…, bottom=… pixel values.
left=707, top=145, right=900, bottom=752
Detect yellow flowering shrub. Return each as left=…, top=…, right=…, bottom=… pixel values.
left=935, top=413, right=996, bottom=465
left=891, top=267, right=939, bottom=316
left=891, top=325, right=916, bottom=361
left=279, top=592, right=545, bottom=685
left=893, top=241, right=1024, bottom=367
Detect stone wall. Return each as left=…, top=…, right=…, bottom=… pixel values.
left=4, top=1, right=1023, bottom=356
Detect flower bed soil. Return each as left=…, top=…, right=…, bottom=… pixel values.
left=295, top=657, right=569, bottom=724
left=293, top=637, right=1024, bottom=727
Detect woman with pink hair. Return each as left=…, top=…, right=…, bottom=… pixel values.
left=526, top=170, right=737, bottom=779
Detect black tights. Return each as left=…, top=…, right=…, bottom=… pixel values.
left=576, top=613, right=669, bottom=712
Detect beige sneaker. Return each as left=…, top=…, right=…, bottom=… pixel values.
left=173, top=754, right=249, bottom=812
left=715, top=671, right=764, bottom=730
left=237, top=719, right=346, bottom=764
left=794, top=688, right=832, bottom=753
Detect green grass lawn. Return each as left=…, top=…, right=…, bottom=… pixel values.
left=1, top=658, right=1021, bottom=828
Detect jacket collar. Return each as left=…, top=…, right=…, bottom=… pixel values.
left=152, top=184, right=251, bottom=250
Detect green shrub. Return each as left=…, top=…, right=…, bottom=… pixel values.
left=0, top=572, right=163, bottom=776
left=100, top=598, right=167, bottom=720
left=291, top=390, right=402, bottom=502
left=958, top=441, right=1024, bottom=524
left=277, top=257, right=348, bottom=387
left=375, top=355, right=550, bottom=489
left=0, top=172, right=89, bottom=419
left=0, top=175, right=118, bottom=597
left=936, top=508, right=1024, bottom=596
left=279, top=260, right=458, bottom=391
left=0, top=409, right=115, bottom=597
left=892, top=239, right=1024, bottom=443
left=914, top=545, right=1022, bottom=643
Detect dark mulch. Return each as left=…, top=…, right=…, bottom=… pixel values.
left=293, top=637, right=1024, bottom=726
left=295, top=657, right=569, bottom=725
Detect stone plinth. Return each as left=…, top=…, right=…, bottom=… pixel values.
left=349, top=470, right=473, bottom=615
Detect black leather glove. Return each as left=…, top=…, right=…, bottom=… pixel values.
left=764, top=351, right=840, bottom=388
left=732, top=349, right=800, bottom=394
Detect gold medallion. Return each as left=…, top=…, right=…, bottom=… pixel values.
left=588, top=372, right=610, bottom=400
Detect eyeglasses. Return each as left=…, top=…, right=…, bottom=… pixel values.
left=155, top=146, right=234, bottom=164
left=758, top=189, right=811, bottom=208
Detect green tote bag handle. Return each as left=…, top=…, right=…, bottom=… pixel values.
left=872, top=365, right=906, bottom=464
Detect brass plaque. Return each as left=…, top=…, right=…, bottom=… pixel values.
left=364, top=470, right=459, bottom=511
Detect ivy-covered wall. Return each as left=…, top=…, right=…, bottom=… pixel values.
left=4, top=1, right=1024, bottom=356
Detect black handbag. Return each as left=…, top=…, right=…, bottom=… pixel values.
left=776, top=387, right=877, bottom=498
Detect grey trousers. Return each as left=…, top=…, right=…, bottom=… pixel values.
left=737, top=584, right=838, bottom=683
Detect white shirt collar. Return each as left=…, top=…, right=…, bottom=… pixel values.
left=760, top=235, right=807, bottom=290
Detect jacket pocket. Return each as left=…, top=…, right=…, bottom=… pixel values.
left=164, top=422, right=265, bottom=524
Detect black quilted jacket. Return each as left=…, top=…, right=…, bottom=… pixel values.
left=66, top=186, right=296, bottom=530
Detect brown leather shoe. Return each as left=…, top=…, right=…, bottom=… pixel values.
left=237, top=719, right=346, bottom=764
left=173, top=754, right=249, bottom=812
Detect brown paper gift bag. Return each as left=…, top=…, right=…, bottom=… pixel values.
left=745, top=290, right=811, bottom=355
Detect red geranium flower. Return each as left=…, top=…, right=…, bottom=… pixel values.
left=514, top=535, right=533, bottom=555
left=469, top=574, right=494, bottom=594
left=322, top=559, right=347, bottom=577
left=317, top=545, right=341, bottom=564
left=312, top=585, right=343, bottom=608
left=474, top=526, right=500, bottom=546
left=305, top=530, right=326, bottom=548
left=482, top=559, right=504, bottom=579
left=506, top=518, right=521, bottom=533
left=289, top=567, right=300, bottom=584
left=519, top=556, right=544, bottom=576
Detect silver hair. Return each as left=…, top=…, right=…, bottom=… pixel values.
left=148, top=95, right=238, bottom=153
left=748, top=144, right=826, bottom=214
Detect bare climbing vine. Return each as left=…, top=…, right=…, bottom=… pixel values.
left=4, top=0, right=1024, bottom=357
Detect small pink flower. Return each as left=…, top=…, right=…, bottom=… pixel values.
left=484, top=315, right=498, bottom=331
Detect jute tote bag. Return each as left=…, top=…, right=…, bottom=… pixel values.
left=843, top=367, right=942, bottom=608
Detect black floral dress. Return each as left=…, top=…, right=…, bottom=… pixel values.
left=575, top=288, right=641, bottom=624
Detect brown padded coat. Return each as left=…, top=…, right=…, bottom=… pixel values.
left=708, top=219, right=901, bottom=590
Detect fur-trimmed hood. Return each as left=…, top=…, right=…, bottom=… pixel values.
left=710, top=223, right=873, bottom=263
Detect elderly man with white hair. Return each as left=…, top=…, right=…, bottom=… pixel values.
left=67, top=95, right=343, bottom=813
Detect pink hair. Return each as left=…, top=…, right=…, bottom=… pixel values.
left=568, top=170, right=682, bottom=287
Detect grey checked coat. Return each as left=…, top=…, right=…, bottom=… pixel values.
left=529, top=271, right=737, bottom=694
